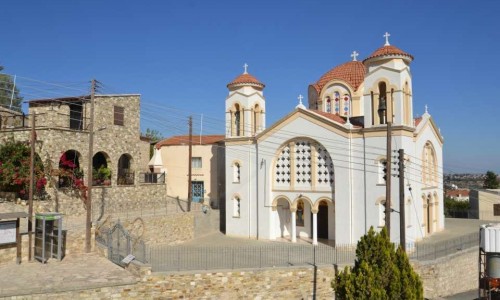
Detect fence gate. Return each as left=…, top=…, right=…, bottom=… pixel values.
left=107, top=221, right=131, bottom=266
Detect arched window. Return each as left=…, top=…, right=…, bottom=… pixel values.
left=234, top=104, right=241, bottom=136
left=117, top=154, right=134, bottom=185
left=422, top=142, right=437, bottom=186
left=233, top=162, right=241, bottom=183
left=325, top=97, right=331, bottom=113
left=233, top=196, right=240, bottom=217
left=343, top=94, right=350, bottom=116
left=58, top=150, right=82, bottom=188
left=92, top=151, right=111, bottom=186
left=334, top=92, right=340, bottom=114
left=378, top=82, right=387, bottom=124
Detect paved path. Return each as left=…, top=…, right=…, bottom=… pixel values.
left=0, top=253, right=137, bottom=298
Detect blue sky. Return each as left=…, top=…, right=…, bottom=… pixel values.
left=1, top=1, right=499, bottom=174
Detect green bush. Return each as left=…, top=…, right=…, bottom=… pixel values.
left=332, top=227, right=423, bottom=299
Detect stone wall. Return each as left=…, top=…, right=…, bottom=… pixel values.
left=1, top=266, right=335, bottom=299
left=412, top=246, right=478, bottom=298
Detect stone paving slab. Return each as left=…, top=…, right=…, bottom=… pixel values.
left=0, top=253, right=137, bottom=298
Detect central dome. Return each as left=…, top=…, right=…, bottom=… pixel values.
left=311, top=61, right=366, bottom=93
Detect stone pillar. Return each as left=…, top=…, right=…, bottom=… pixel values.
left=291, top=208, right=297, bottom=243
left=312, top=209, right=318, bottom=246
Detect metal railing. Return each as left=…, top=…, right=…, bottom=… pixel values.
left=150, top=243, right=356, bottom=272
left=139, top=172, right=165, bottom=184
left=149, top=231, right=480, bottom=273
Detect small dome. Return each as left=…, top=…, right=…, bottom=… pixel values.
left=363, top=45, right=414, bottom=63
left=311, top=61, right=366, bottom=93
left=227, top=73, right=265, bottom=89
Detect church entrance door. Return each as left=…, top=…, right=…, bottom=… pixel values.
left=317, top=202, right=329, bottom=239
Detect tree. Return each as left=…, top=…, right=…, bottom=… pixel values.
left=332, top=227, right=423, bottom=299
left=0, top=137, right=47, bottom=198
left=0, top=66, right=23, bottom=112
left=142, top=128, right=163, bottom=142
left=142, top=128, right=163, bottom=158
left=483, top=171, right=499, bottom=189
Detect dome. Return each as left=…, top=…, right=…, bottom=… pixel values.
left=227, top=73, right=265, bottom=89
left=311, top=61, right=366, bottom=93
left=363, top=45, right=414, bottom=63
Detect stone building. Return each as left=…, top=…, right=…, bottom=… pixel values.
left=469, top=189, right=500, bottom=220
left=0, top=94, right=166, bottom=215
left=224, top=34, right=444, bottom=246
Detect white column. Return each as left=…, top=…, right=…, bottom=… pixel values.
left=312, top=212, right=318, bottom=246
left=291, top=210, right=297, bottom=243
left=271, top=209, right=277, bottom=240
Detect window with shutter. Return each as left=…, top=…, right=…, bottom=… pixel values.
left=114, top=106, right=124, bottom=126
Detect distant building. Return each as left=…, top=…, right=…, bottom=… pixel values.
left=470, top=189, right=500, bottom=220
left=154, top=135, right=225, bottom=208
left=445, top=189, right=470, bottom=201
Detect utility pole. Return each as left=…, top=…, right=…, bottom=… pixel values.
left=385, top=122, right=392, bottom=238
left=28, top=113, right=36, bottom=261
left=85, top=79, right=96, bottom=253
left=187, top=116, right=193, bottom=212
left=399, top=148, right=406, bottom=250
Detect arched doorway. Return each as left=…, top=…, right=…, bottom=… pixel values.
left=317, top=200, right=329, bottom=239
left=117, top=154, right=133, bottom=185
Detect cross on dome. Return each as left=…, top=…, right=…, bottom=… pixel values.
left=243, top=63, right=248, bottom=74
left=384, top=32, right=391, bottom=46
left=296, top=94, right=306, bottom=109
left=351, top=51, right=359, bottom=61
left=298, top=94, right=304, bottom=103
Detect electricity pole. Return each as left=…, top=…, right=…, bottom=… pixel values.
left=385, top=122, right=392, bottom=238
left=399, top=149, right=406, bottom=250
left=28, top=113, right=36, bottom=261
left=85, top=79, right=96, bottom=253
left=187, top=116, right=193, bottom=212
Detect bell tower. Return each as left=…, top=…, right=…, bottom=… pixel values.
left=225, top=64, right=266, bottom=138
left=363, top=33, right=414, bottom=128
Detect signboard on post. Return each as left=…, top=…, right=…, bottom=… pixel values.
left=0, top=221, right=16, bottom=245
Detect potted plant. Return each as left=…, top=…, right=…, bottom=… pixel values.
left=98, top=166, right=112, bottom=186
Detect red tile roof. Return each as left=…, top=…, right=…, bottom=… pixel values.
left=309, top=110, right=362, bottom=128
left=445, top=189, right=470, bottom=198
left=364, top=45, right=414, bottom=62
left=311, top=61, right=366, bottom=94
left=156, top=135, right=225, bottom=148
left=227, top=73, right=265, bottom=89
left=414, top=116, right=423, bottom=126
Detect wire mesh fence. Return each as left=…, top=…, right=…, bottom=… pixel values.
left=150, top=243, right=356, bottom=272
left=149, top=231, right=480, bottom=273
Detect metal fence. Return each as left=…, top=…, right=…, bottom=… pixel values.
left=150, top=243, right=356, bottom=272
left=149, top=231, right=480, bottom=273
left=406, top=231, right=479, bottom=261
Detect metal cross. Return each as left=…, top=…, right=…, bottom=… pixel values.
left=351, top=51, right=359, bottom=61
left=298, top=94, right=304, bottom=104
left=384, top=32, right=391, bottom=46
left=243, top=63, right=248, bottom=74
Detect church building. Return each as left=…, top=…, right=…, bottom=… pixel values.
left=224, top=34, right=444, bottom=245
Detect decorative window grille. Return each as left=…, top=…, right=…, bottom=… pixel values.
left=294, top=141, right=312, bottom=187
left=316, top=146, right=334, bottom=187
left=275, top=145, right=291, bottom=187
left=233, top=162, right=241, bottom=183
left=343, top=94, right=350, bottom=116
left=334, top=92, right=340, bottom=115
left=233, top=197, right=241, bottom=217
left=326, top=97, right=331, bottom=113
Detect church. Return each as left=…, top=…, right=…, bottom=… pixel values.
left=224, top=34, right=444, bottom=246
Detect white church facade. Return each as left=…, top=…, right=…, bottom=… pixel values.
left=224, top=34, right=444, bottom=246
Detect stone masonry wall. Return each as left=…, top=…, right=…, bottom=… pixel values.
left=412, top=246, right=478, bottom=298
left=0, top=266, right=336, bottom=299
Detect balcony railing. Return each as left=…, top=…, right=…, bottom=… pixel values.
left=117, top=171, right=134, bottom=186
left=139, top=172, right=165, bottom=184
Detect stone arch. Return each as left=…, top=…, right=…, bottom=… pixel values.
left=117, top=153, right=134, bottom=185
left=291, top=195, right=314, bottom=211
left=272, top=195, right=292, bottom=211
left=313, top=197, right=333, bottom=213
left=92, top=151, right=111, bottom=186
left=58, top=149, right=82, bottom=188
left=422, top=141, right=438, bottom=186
